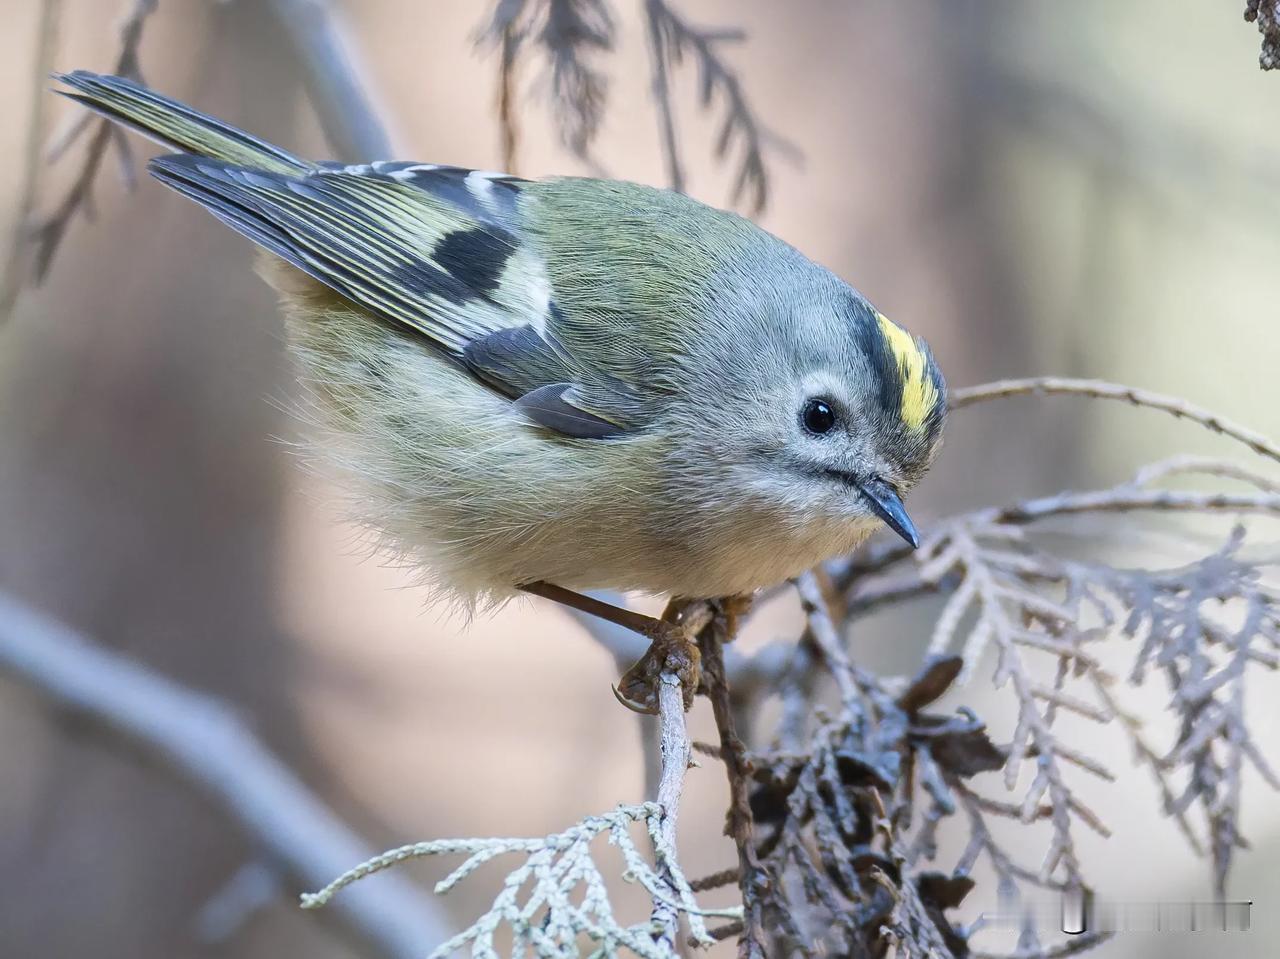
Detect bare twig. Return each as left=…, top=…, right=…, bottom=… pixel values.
left=838, top=481, right=1280, bottom=599
left=794, top=570, right=859, bottom=708
left=562, top=591, right=787, bottom=692
left=970, top=486, right=1280, bottom=531
left=690, top=867, right=740, bottom=892
left=0, top=591, right=452, bottom=959
left=948, top=377, right=1280, bottom=467
left=698, top=606, right=767, bottom=959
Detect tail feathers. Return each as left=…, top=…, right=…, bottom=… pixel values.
left=54, top=70, right=311, bottom=174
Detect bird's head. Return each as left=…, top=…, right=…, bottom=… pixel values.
left=665, top=267, right=946, bottom=555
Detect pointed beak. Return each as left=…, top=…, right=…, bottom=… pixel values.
left=859, top=477, right=920, bottom=549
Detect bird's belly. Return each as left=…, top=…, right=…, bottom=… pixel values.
left=653, top=515, right=878, bottom=598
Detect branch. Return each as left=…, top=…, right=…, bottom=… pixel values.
left=837, top=477, right=1280, bottom=601
left=0, top=591, right=452, bottom=959
left=497, top=17, right=521, bottom=172
left=650, top=669, right=692, bottom=951
left=970, top=486, right=1280, bottom=529
left=264, top=0, right=394, bottom=159
left=948, top=377, right=1280, bottom=467
left=698, top=605, right=767, bottom=959
left=477, top=0, right=615, bottom=162
left=302, top=803, right=723, bottom=957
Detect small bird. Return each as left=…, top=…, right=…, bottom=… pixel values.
left=56, top=71, right=946, bottom=706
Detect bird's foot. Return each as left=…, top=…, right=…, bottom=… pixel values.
left=612, top=622, right=701, bottom=714
left=612, top=600, right=714, bottom=714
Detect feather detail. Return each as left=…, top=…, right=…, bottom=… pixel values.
left=55, top=70, right=658, bottom=440
left=54, top=70, right=309, bottom=173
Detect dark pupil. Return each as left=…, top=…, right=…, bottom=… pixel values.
left=803, top=398, right=836, bottom=434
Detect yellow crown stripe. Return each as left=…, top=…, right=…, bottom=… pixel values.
left=876, top=312, right=939, bottom=431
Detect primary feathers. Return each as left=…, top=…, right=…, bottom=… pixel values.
left=55, top=70, right=946, bottom=602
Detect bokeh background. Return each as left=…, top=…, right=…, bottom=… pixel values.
left=1, top=1, right=1278, bottom=957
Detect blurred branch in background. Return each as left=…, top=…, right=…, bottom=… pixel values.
left=25, top=0, right=153, bottom=283
left=640, top=0, right=797, bottom=214
left=476, top=0, right=616, bottom=171
left=0, top=591, right=454, bottom=959
left=0, top=0, right=151, bottom=313
left=476, top=0, right=794, bottom=212
left=0, top=0, right=62, bottom=321
left=263, top=0, right=394, bottom=160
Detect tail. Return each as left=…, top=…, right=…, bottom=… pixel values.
left=54, top=70, right=311, bottom=174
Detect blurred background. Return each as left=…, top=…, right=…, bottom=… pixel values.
left=1, top=1, right=1278, bottom=957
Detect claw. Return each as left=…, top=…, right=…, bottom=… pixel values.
left=611, top=683, right=659, bottom=714
left=612, top=623, right=702, bottom=713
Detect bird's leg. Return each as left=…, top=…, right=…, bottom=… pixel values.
left=518, top=582, right=712, bottom=713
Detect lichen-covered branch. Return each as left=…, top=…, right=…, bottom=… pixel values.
left=303, top=803, right=725, bottom=959
left=650, top=669, right=693, bottom=951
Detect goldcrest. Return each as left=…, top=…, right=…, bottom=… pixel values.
left=56, top=71, right=946, bottom=606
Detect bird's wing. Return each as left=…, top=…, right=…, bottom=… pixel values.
left=148, top=156, right=648, bottom=438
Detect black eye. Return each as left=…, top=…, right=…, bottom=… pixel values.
left=801, top=397, right=837, bottom=435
